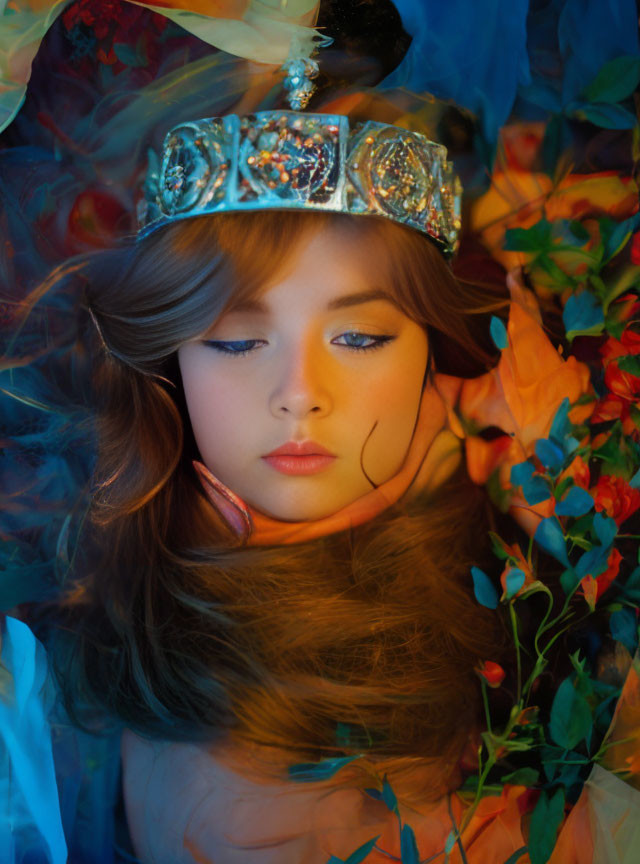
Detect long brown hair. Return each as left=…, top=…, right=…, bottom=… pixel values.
left=45, top=210, right=515, bottom=801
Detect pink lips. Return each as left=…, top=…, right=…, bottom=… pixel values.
left=262, top=440, right=336, bottom=475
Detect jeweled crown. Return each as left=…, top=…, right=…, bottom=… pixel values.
left=138, top=111, right=463, bottom=258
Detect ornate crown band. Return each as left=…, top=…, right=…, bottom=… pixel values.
left=138, top=111, right=463, bottom=258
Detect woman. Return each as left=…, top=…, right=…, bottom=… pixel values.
left=32, top=126, right=577, bottom=857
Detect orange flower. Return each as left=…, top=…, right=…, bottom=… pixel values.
left=515, top=706, right=539, bottom=726
left=465, top=435, right=513, bottom=485
left=461, top=295, right=592, bottom=454
left=476, top=660, right=506, bottom=688
left=580, top=575, right=599, bottom=611
left=499, top=542, right=535, bottom=599
left=591, top=475, right=640, bottom=525
left=580, top=549, right=622, bottom=607
left=558, top=453, right=591, bottom=490
left=454, top=275, right=594, bottom=538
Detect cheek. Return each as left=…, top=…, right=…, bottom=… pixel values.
left=366, top=344, right=427, bottom=435
left=373, top=350, right=426, bottom=413
left=181, top=366, right=253, bottom=457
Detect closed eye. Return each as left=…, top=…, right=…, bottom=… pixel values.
left=203, top=333, right=395, bottom=357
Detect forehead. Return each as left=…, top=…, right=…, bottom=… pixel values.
left=224, top=224, right=401, bottom=315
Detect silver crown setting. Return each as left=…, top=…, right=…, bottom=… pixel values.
left=139, top=111, right=463, bottom=258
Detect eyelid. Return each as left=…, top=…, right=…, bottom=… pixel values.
left=202, top=332, right=396, bottom=356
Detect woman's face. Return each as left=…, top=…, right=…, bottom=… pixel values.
left=177, top=225, right=429, bottom=521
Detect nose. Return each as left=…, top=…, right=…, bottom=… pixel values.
left=268, top=333, right=332, bottom=420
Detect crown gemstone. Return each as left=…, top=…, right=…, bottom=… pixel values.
left=238, top=113, right=340, bottom=205
left=159, top=120, right=230, bottom=216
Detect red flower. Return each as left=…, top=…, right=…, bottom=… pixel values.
left=591, top=475, right=640, bottom=525
left=61, top=0, right=167, bottom=70
left=580, top=548, right=623, bottom=607
left=596, top=548, right=623, bottom=599
left=476, top=660, right=506, bottom=688
left=591, top=393, right=637, bottom=436
left=631, top=232, right=640, bottom=266
left=601, top=328, right=640, bottom=363
left=597, top=548, right=623, bottom=601
left=594, top=328, right=640, bottom=425
left=63, top=0, right=125, bottom=37
left=604, top=362, right=640, bottom=403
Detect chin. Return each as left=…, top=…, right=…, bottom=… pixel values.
left=253, top=497, right=343, bottom=523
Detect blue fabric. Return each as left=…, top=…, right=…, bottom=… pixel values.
left=381, top=0, right=531, bottom=141
left=0, top=616, right=138, bottom=864
left=384, top=0, right=640, bottom=142
left=0, top=616, right=67, bottom=863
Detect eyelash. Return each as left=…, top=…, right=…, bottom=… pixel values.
left=203, top=333, right=395, bottom=357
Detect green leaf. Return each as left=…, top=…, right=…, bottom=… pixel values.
left=505, top=568, right=526, bottom=598
left=617, top=355, right=640, bottom=377
left=504, top=220, right=553, bottom=253
left=610, top=608, right=639, bottom=654
left=488, top=531, right=510, bottom=560
left=631, top=404, right=640, bottom=432
left=501, top=767, right=540, bottom=786
left=519, top=81, right=562, bottom=112
left=555, top=486, right=594, bottom=517
left=560, top=567, right=581, bottom=594
left=593, top=512, right=618, bottom=548
left=487, top=465, right=512, bottom=513
left=602, top=264, right=640, bottom=314
left=335, top=722, right=351, bottom=747
left=622, top=566, right=640, bottom=601
left=503, top=848, right=530, bottom=864
left=519, top=579, right=552, bottom=600
left=490, top=315, right=509, bottom=349
left=602, top=213, right=640, bottom=265
left=400, top=824, right=420, bottom=864
left=567, top=101, right=638, bottom=130
left=582, top=56, right=640, bottom=104
left=344, top=835, right=382, bottom=864
left=566, top=220, right=591, bottom=245
left=554, top=476, right=574, bottom=501
left=288, top=754, right=362, bottom=781
left=444, top=830, right=457, bottom=855
left=381, top=774, right=399, bottom=815
left=472, top=566, right=499, bottom=609
left=534, top=517, right=570, bottom=566
left=592, top=423, right=625, bottom=466
left=548, top=219, right=590, bottom=248
left=528, top=788, right=565, bottom=864
left=562, top=291, right=605, bottom=341
left=536, top=253, right=576, bottom=288
left=549, top=677, right=593, bottom=750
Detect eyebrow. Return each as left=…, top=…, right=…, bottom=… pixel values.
left=226, top=288, right=401, bottom=314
